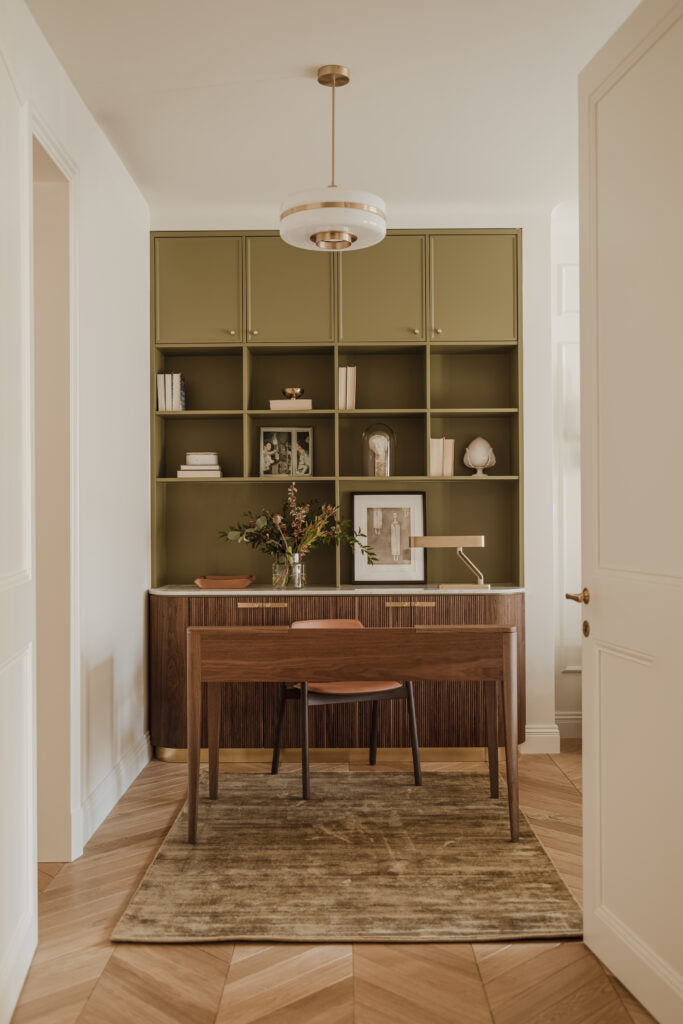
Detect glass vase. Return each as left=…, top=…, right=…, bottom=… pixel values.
left=271, top=554, right=289, bottom=588
left=290, top=553, right=306, bottom=589
left=362, top=422, right=395, bottom=477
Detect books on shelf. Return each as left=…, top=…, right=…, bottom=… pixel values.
left=156, top=373, right=186, bottom=411
left=177, top=451, right=222, bottom=478
left=338, top=366, right=357, bottom=410
left=269, top=398, right=313, bottom=410
left=430, top=436, right=456, bottom=476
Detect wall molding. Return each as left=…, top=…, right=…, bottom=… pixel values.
left=0, top=906, right=37, bottom=1024
left=555, top=709, right=582, bottom=738
left=81, top=731, right=151, bottom=843
left=520, top=723, right=561, bottom=754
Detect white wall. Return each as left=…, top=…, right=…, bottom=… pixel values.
left=0, top=1, right=150, bottom=1017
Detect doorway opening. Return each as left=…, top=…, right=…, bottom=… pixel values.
left=33, top=137, right=78, bottom=861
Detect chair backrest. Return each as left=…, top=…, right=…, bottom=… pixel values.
left=290, top=618, right=364, bottom=630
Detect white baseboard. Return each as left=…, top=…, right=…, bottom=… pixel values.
left=81, top=731, right=151, bottom=843
left=555, top=710, right=582, bottom=739
left=520, top=723, right=561, bottom=754
left=0, top=907, right=37, bottom=1024
left=588, top=905, right=683, bottom=1024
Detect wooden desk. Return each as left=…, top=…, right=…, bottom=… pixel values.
left=186, top=625, right=519, bottom=843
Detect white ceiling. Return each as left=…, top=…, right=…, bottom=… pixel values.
left=27, top=0, right=639, bottom=226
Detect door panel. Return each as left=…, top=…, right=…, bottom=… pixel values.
left=430, top=233, right=517, bottom=342
left=579, top=5, right=683, bottom=1020
left=246, top=236, right=334, bottom=343
left=339, top=234, right=426, bottom=342
left=155, top=236, right=242, bottom=344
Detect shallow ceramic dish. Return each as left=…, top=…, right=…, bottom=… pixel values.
left=194, top=575, right=256, bottom=590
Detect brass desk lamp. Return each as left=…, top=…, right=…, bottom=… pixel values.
left=408, top=535, right=490, bottom=590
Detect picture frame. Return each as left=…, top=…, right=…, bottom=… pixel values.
left=259, top=427, right=313, bottom=477
left=352, top=491, right=426, bottom=584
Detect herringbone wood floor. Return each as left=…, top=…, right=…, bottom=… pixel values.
left=14, top=744, right=657, bottom=1024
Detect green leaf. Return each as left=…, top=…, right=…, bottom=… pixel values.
left=227, top=530, right=241, bottom=541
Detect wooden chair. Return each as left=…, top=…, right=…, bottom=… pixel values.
left=271, top=618, right=423, bottom=799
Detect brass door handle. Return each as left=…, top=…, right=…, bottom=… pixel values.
left=411, top=601, right=436, bottom=607
left=565, top=588, right=590, bottom=605
left=385, top=600, right=410, bottom=608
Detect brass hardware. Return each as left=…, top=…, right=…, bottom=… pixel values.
left=317, top=65, right=350, bottom=87
left=411, top=601, right=436, bottom=607
left=412, top=328, right=420, bottom=335
left=583, top=620, right=590, bottom=637
left=566, top=588, right=590, bottom=605
left=310, top=229, right=357, bottom=251
left=434, top=328, right=443, bottom=335
left=237, top=601, right=288, bottom=609
left=250, top=329, right=259, bottom=337
left=385, top=600, right=410, bottom=608
left=280, top=200, right=387, bottom=221
left=228, top=329, right=236, bottom=336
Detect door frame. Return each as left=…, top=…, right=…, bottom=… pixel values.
left=31, top=111, right=83, bottom=861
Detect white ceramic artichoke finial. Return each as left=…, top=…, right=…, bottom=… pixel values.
left=464, top=436, right=496, bottom=477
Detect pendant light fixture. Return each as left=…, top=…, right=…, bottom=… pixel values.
left=279, top=65, right=386, bottom=252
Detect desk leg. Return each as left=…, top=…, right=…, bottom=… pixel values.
left=502, top=634, right=519, bottom=842
left=187, top=633, right=202, bottom=843
left=485, top=680, right=499, bottom=799
left=208, top=684, right=221, bottom=800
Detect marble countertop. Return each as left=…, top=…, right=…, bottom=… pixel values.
left=150, top=584, right=524, bottom=596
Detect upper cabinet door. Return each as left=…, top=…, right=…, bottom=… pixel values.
left=155, top=236, right=242, bottom=344
left=430, top=233, right=518, bottom=342
left=339, top=234, right=426, bottom=343
left=246, top=236, right=335, bottom=343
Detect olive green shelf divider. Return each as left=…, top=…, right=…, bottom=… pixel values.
left=151, top=228, right=523, bottom=589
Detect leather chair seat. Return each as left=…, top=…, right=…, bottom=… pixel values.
left=293, top=680, right=402, bottom=695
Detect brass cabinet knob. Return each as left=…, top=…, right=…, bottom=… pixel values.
left=228, top=329, right=236, bottom=336
left=566, top=588, right=590, bottom=604
left=434, top=327, right=443, bottom=335
left=251, top=329, right=259, bottom=336
left=412, top=328, right=420, bottom=335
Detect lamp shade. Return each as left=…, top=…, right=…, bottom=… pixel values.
left=279, top=186, right=386, bottom=251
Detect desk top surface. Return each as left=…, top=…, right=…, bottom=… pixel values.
left=151, top=585, right=525, bottom=597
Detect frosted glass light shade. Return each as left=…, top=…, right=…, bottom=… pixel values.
left=279, top=186, right=386, bottom=251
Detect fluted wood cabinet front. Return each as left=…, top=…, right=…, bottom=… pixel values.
left=149, top=592, right=525, bottom=751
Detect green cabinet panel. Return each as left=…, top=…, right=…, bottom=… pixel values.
left=246, top=236, right=334, bottom=343
left=339, top=234, right=426, bottom=342
left=155, top=236, right=242, bottom=344
left=430, top=234, right=517, bottom=342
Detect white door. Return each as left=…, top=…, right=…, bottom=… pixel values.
left=0, top=61, right=38, bottom=1021
left=579, top=2, right=683, bottom=1021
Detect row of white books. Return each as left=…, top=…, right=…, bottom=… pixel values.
left=429, top=437, right=456, bottom=477
left=177, top=451, right=223, bottom=479
left=338, top=366, right=357, bottom=410
left=157, top=373, right=186, bottom=411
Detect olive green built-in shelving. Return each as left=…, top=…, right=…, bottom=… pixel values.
left=151, top=229, right=523, bottom=588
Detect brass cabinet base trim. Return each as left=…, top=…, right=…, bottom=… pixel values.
left=155, top=746, right=488, bottom=764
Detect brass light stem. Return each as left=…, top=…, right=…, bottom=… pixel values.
left=330, top=76, right=336, bottom=187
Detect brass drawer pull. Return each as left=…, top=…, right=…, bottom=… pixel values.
left=237, top=601, right=288, bottom=609
left=385, top=600, right=410, bottom=608
left=411, top=601, right=436, bottom=607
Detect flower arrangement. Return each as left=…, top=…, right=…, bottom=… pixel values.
left=219, top=483, right=376, bottom=577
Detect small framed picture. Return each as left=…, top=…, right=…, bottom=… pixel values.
left=352, top=492, right=426, bottom=584
left=259, top=427, right=313, bottom=477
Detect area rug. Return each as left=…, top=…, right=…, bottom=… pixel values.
left=112, top=772, right=582, bottom=943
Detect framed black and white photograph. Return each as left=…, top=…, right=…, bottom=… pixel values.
left=352, top=492, right=426, bottom=584
left=259, top=427, right=312, bottom=477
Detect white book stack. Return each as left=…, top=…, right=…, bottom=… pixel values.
left=338, top=366, right=357, bottom=410
left=429, top=437, right=456, bottom=476
left=156, top=373, right=186, bottom=411
left=177, top=451, right=222, bottom=479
